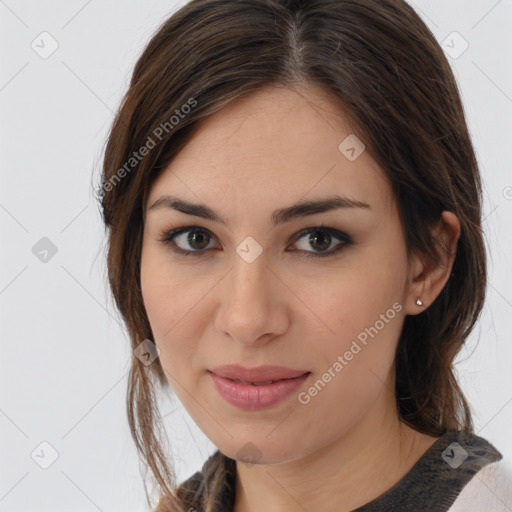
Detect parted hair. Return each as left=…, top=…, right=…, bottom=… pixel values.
left=98, top=0, right=487, bottom=510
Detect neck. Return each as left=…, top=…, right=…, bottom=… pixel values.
left=233, top=387, right=438, bottom=512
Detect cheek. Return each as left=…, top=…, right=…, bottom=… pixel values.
left=141, top=246, right=193, bottom=336
left=308, top=263, right=405, bottom=385
left=140, top=270, right=173, bottom=339
left=140, top=252, right=191, bottom=368
left=295, top=363, right=387, bottom=450
left=295, top=285, right=404, bottom=441
left=316, top=266, right=402, bottom=330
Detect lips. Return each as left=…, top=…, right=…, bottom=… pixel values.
left=208, top=368, right=311, bottom=411
left=209, top=364, right=309, bottom=383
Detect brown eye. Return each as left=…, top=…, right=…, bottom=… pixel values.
left=184, top=230, right=211, bottom=250
left=307, top=230, right=331, bottom=251
left=289, top=227, right=352, bottom=258
left=158, top=226, right=218, bottom=255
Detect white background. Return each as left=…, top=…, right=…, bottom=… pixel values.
left=0, top=1, right=511, bottom=510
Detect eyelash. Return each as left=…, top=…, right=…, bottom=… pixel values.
left=156, top=225, right=353, bottom=259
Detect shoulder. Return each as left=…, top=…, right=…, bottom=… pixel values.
left=448, top=457, right=512, bottom=512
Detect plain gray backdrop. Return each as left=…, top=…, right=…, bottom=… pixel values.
left=1, top=1, right=511, bottom=510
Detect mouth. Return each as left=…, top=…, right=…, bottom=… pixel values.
left=208, top=366, right=311, bottom=411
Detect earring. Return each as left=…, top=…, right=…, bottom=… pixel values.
left=416, top=298, right=423, bottom=306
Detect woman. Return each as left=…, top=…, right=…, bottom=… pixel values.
left=97, top=0, right=512, bottom=510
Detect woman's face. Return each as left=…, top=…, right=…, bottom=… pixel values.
left=140, top=84, right=420, bottom=464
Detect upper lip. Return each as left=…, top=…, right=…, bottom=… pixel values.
left=209, top=365, right=310, bottom=383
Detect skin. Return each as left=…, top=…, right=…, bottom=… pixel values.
left=140, top=83, right=460, bottom=512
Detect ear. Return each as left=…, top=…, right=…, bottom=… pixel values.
left=405, top=211, right=460, bottom=315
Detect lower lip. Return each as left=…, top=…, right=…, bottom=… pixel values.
left=209, top=371, right=310, bottom=411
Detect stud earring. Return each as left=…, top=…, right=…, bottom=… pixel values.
left=416, top=298, right=423, bottom=306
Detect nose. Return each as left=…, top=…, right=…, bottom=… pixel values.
left=214, top=253, right=289, bottom=346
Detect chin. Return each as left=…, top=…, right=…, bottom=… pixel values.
left=215, top=434, right=309, bottom=466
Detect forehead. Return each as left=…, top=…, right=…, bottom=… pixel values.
left=147, top=84, right=392, bottom=217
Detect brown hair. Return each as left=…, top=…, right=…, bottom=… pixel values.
left=97, top=0, right=487, bottom=510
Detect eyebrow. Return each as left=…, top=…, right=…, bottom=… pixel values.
left=147, top=194, right=371, bottom=226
